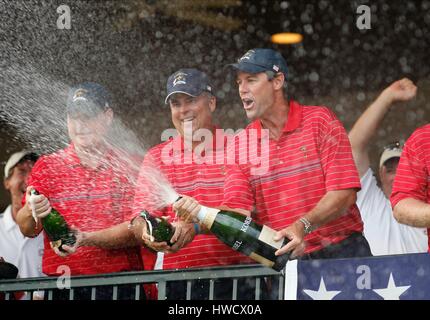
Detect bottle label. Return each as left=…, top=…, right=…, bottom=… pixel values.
left=240, top=216, right=252, bottom=233
left=258, top=225, right=283, bottom=249
left=232, top=240, right=243, bottom=251
left=249, top=252, right=275, bottom=268
left=200, top=207, right=219, bottom=229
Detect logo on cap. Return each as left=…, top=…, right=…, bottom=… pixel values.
left=173, top=72, right=187, bottom=86
left=72, top=88, right=88, bottom=102
left=239, top=49, right=255, bottom=61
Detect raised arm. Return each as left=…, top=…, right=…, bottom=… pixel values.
left=348, top=78, right=417, bottom=177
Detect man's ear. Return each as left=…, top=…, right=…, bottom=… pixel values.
left=272, top=73, right=285, bottom=91
left=209, top=95, right=216, bottom=113
left=4, top=178, right=10, bottom=191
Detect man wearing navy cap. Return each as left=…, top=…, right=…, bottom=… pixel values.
left=176, top=49, right=371, bottom=263
left=227, top=48, right=370, bottom=259
left=130, top=68, right=258, bottom=299
left=16, top=82, right=155, bottom=299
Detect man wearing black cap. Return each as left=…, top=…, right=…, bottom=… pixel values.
left=175, top=49, right=371, bottom=262
left=16, top=82, right=155, bottom=300
left=130, top=68, right=257, bottom=299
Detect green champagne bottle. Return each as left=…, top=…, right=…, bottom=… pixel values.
left=140, top=210, right=175, bottom=246
left=182, top=202, right=291, bottom=272
left=30, top=189, right=76, bottom=252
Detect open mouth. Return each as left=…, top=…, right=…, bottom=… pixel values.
left=182, top=117, right=194, bottom=122
left=242, top=98, right=255, bottom=110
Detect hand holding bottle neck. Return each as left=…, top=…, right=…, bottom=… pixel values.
left=197, top=205, right=209, bottom=222
left=174, top=196, right=206, bottom=223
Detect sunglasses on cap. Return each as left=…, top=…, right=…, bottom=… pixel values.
left=383, top=141, right=402, bottom=151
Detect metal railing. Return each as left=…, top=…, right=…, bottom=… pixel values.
left=0, top=264, right=284, bottom=300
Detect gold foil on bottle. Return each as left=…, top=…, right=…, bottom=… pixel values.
left=50, top=240, right=62, bottom=249
left=201, top=207, right=219, bottom=229
left=258, top=225, right=283, bottom=249
left=249, top=252, right=275, bottom=268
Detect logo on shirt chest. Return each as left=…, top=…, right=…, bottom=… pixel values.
left=220, top=165, right=226, bottom=175
left=300, top=146, right=308, bottom=159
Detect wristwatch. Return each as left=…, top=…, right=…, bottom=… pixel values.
left=299, top=217, right=313, bottom=235
left=128, top=211, right=147, bottom=230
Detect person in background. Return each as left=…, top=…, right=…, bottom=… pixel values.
left=0, top=150, right=45, bottom=299
left=349, top=78, right=427, bottom=255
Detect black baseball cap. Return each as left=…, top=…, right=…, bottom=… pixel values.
left=165, top=68, right=213, bottom=104
left=228, top=48, right=288, bottom=79
left=66, top=82, right=111, bottom=117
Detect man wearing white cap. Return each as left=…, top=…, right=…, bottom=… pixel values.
left=349, top=78, right=428, bottom=255
left=0, top=150, right=45, bottom=298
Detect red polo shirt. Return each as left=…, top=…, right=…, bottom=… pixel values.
left=132, top=130, right=254, bottom=269
left=24, top=144, right=150, bottom=276
left=223, top=100, right=363, bottom=254
left=391, top=124, right=430, bottom=249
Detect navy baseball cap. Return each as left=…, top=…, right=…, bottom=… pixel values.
left=66, top=82, right=111, bottom=117
left=165, top=68, right=213, bottom=104
left=228, top=48, right=288, bottom=78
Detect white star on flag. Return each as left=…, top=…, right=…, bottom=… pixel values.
left=373, top=273, right=410, bottom=300
left=303, top=277, right=342, bottom=300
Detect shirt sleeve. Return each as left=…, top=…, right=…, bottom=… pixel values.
left=222, top=134, right=255, bottom=211
left=318, top=108, right=361, bottom=192
left=391, top=129, right=428, bottom=208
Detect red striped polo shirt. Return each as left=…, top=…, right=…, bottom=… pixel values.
left=222, top=100, right=363, bottom=254
left=132, top=131, right=254, bottom=269
left=24, top=144, right=150, bottom=276
left=391, top=124, right=430, bottom=249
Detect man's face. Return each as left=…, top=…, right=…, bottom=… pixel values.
left=236, top=71, right=276, bottom=121
left=67, top=109, right=112, bottom=151
left=169, top=93, right=216, bottom=137
left=4, top=160, right=35, bottom=205
left=379, top=157, right=400, bottom=198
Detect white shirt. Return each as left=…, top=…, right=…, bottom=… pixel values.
left=357, top=169, right=428, bottom=255
left=0, top=205, right=45, bottom=298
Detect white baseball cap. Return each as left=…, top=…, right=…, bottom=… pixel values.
left=3, top=150, right=39, bottom=179
left=379, top=142, right=402, bottom=168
